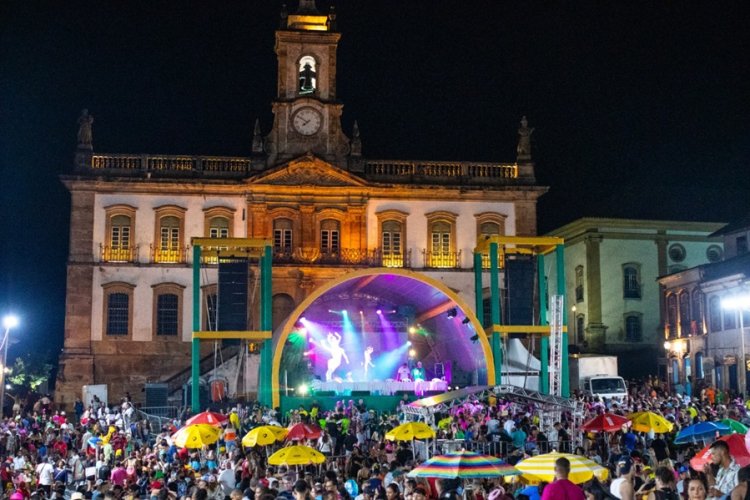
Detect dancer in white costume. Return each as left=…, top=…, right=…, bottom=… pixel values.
left=363, top=346, right=375, bottom=380
left=320, top=332, right=349, bottom=381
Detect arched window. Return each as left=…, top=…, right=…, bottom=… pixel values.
left=724, top=299, right=737, bottom=330
left=426, top=211, right=457, bottom=268
left=103, top=205, right=137, bottom=262
left=320, top=219, right=340, bottom=254
left=102, top=282, right=134, bottom=337
left=154, top=205, right=186, bottom=263
left=274, top=218, right=294, bottom=252
left=272, top=293, right=295, bottom=331
left=666, top=294, right=677, bottom=338
left=679, top=292, right=691, bottom=337
left=695, top=352, right=704, bottom=379
left=479, top=222, right=501, bottom=239
left=381, top=220, right=403, bottom=265
left=152, top=283, right=184, bottom=339
left=298, top=55, right=317, bottom=94
left=709, top=296, right=722, bottom=333
left=623, top=264, right=641, bottom=299
left=575, top=265, right=584, bottom=303
left=625, top=314, right=642, bottom=342
left=692, top=290, right=704, bottom=334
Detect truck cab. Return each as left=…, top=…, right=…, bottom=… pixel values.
left=584, top=374, right=628, bottom=403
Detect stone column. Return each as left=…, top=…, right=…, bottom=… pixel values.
left=584, top=233, right=607, bottom=349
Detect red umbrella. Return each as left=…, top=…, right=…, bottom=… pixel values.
left=581, top=413, right=630, bottom=433
left=185, top=411, right=228, bottom=426
left=286, top=423, right=322, bottom=441
left=690, top=434, right=750, bottom=471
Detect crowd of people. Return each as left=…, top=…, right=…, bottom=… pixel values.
left=1, top=376, right=750, bottom=500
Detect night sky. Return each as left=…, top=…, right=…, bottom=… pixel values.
left=1, top=1, right=749, bottom=366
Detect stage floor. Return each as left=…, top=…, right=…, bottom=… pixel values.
left=280, top=393, right=419, bottom=414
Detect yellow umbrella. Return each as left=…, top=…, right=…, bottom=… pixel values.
left=515, top=452, right=610, bottom=485
left=385, top=422, right=436, bottom=441
left=242, top=426, right=288, bottom=447
left=268, top=445, right=326, bottom=466
left=628, top=411, right=674, bottom=434
left=172, top=424, right=222, bottom=448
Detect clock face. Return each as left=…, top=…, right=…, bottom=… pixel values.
left=292, top=107, right=322, bottom=136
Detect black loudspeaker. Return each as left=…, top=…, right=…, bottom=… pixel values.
left=144, top=383, right=168, bottom=408
left=218, top=259, right=249, bottom=345
left=505, top=256, right=535, bottom=337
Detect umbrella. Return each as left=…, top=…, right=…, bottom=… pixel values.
left=268, top=445, right=326, bottom=466
left=581, top=413, right=630, bottom=433
left=172, top=424, right=222, bottom=448
left=185, top=411, right=228, bottom=426
left=689, top=434, right=750, bottom=471
left=721, top=419, right=748, bottom=434
left=242, top=426, right=288, bottom=447
left=408, top=450, right=520, bottom=478
left=515, top=452, right=609, bottom=485
left=286, top=423, right=322, bottom=441
left=628, top=412, right=674, bottom=434
left=386, top=422, right=436, bottom=441
left=674, top=421, right=731, bottom=445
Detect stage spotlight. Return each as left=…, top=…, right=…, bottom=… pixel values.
left=470, top=334, right=479, bottom=343
left=408, top=326, right=417, bottom=334
left=446, top=308, right=457, bottom=319
left=359, top=310, right=364, bottom=315
left=298, top=327, right=308, bottom=336
left=300, top=317, right=307, bottom=322
left=297, top=384, right=309, bottom=395
left=406, top=340, right=412, bottom=346
left=341, top=310, right=347, bottom=315
left=408, top=349, right=416, bottom=358
left=376, top=309, right=382, bottom=315
left=462, top=317, right=471, bottom=324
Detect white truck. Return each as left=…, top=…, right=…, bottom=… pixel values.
left=569, top=355, right=627, bottom=402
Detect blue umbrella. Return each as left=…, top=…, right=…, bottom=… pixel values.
left=87, top=436, right=102, bottom=447
left=674, top=421, right=731, bottom=445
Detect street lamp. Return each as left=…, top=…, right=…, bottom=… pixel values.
left=722, top=295, right=750, bottom=395
left=0, top=315, right=19, bottom=416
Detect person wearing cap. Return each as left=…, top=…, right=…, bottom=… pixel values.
left=610, top=456, right=635, bottom=500
left=540, top=457, right=585, bottom=500
left=675, top=464, right=690, bottom=497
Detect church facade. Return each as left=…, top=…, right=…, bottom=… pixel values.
left=55, top=2, right=547, bottom=407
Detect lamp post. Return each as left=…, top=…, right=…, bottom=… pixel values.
left=721, top=295, right=750, bottom=396
left=0, top=315, right=19, bottom=416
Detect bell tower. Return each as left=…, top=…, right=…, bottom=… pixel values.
left=265, top=0, right=351, bottom=168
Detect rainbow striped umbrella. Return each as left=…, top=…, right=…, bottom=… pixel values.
left=407, top=450, right=520, bottom=478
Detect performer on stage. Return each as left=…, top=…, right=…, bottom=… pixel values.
left=318, top=332, right=349, bottom=381
left=397, top=363, right=411, bottom=381
left=412, top=361, right=426, bottom=381
left=363, top=346, right=375, bottom=380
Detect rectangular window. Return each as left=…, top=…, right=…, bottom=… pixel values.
left=210, top=227, right=229, bottom=238
left=107, top=293, right=129, bottom=335
left=432, top=232, right=450, bottom=253
left=274, top=229, right=292, bottom=250
left=321, top=230, right=339, bottom=253
left=161, top=227, right=179, bottom=250
left=156, top=294, right=179, bottom=336
left=575, top=266, right=584, bottom=303
left=738, top=236, right=748, bottom=255
left=625, top=315, right=642, bottom=342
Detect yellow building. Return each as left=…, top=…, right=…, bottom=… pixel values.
left=56, top=1, right=547, bottom=408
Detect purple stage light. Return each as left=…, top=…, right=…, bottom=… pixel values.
left=376, top=309, right=382, bottom=315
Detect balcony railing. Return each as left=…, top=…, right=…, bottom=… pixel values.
left=423, top=250, right=462, bottom=269
left=270, top=247, right=411, bottom=267
left=151, top=245, right=189, bottom=264
left=100, top=245, right=138, bottom=263
left=78, top=154, right=533, bottom=186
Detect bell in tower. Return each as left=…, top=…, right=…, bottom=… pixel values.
left=299, top=61, right=317, bottom=95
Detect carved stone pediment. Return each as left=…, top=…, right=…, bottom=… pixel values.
left=250, top=154, right=367, bottom=187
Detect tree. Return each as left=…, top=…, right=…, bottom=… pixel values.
left=6, top=353, right=53, bottom=397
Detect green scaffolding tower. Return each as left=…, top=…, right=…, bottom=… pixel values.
left=190, top=238, right=274, bottom=410
left=473, top=236, right=569, bottom=397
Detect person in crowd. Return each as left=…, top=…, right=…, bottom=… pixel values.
left=540, top=457, right=585, bottom=500
left=707, top=440, right=740, bottom=499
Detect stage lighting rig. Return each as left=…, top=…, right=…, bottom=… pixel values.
left=446, top=308, right=457, bottom=319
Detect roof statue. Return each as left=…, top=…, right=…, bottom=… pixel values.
left=516, top=115, right=534, bottom=161
left=252, top=118, right=263, bottom=154
left=77, top=109, right=94, bottom=150
left=350, top=120, right=361, bottom=157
